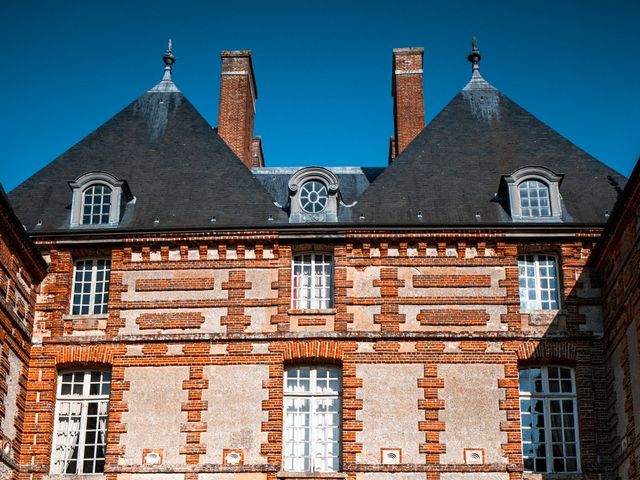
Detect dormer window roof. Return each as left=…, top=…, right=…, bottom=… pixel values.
left=503, top=166, right=563, bottom=221
left=69, top=172, right=132, bottom=228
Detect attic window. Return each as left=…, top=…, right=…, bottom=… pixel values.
left=504, top=167, right=563, bottom=222
left=69, top=172, right=132, bottom=228
left=300, top=181, right=329, bottom=213
left=288, top=167, right=339, bottom=223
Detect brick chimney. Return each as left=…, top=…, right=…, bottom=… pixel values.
left=390, top=48, right=425, bottom=162
left=217, top=50, right=259, bottom=168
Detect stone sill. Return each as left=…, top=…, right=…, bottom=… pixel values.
left=277, top=472, right=347, bottom=479
left=62, top=314, right=109, bottom=321
left=288, top=309, right=337, bottom=315
left=523, top=473, right=584, bottom=480
left=45, top=475, right=105, bottom=480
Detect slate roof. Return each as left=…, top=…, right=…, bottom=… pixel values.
left=355, top=72, right=626, bottom=226
left=9, top=82, right=287, bottom=233
left=8, top=67, right=626, bottom=233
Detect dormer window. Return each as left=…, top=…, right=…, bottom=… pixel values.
left=288, top=168, right=339, bottom=223
left=503, top=166, right=563, bottom=221
left=69, top=172, right=132, bottom=228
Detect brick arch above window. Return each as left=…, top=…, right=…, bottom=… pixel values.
left=269, top=340, right=357, bottom=362
left=45, top=344, right=126, bottom=367
left=509, top=341, right=577, bottom=363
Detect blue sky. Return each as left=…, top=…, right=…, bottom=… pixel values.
left=2, top=0, right=639, bottom=191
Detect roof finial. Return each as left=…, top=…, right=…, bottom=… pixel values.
left=162, top=38, right=176, bottom=82
left=468, top=36, right=481, bottom=73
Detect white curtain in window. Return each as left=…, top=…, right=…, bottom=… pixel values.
left=52, top=401, right=82, bottom=474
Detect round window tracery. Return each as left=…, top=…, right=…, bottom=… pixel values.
left=299, top=181, right=328, bottom=213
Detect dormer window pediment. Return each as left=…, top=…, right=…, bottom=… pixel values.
left=503, top=166, right=563, bottom=222
left=69, top=172, right=132, bottom=228
left=288, top=167, right=339, bottom=223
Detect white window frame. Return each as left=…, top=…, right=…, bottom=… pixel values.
left=291, top=253, right=334, bottom=310
left=80, top=183, right=114, bottom=225
left=283, top=365, right=342, bottom=473
left=69, top=171, right=129, bottom=228
left=504, top=166, right=563, bottom=221
left=518, top=179, right=552, bottom=218
left=519, top=366, right=581, bottom=473
left=518, top=254, right=561, bottom=311
left=71, top=259, right=111, bottom=316
left=51, top=370, right=111, bottom=475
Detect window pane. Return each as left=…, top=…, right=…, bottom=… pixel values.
left=519, top=180, right=551, bottom=218
left=52, top=372, right=110, bottom=474
left=284, top=366, right=341, bottom=472
left=518, top=366, right=579, bottom=473
left=71, top=259, right=111, bottom=316
left=81, top=184, right=112, bottom=225
left=291, top=254, right=333, bottom=309
left=518, top=255, right=560, bottom=311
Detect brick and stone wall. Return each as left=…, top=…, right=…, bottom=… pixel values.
left=594, top=163, right=640, bottom=480
left=15, top=230, right=613, bottom=480
left=0, top=192, right=47, bottom=480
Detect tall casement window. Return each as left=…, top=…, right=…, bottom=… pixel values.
left=81, top=184, right=113, bottom=225
left=71, top=259, right=111, bottom=315
left=519, top=366, right=580, bottom=473
left=291, top=254, right=333, bottom=309
left=283, top=365, right=341, bottom=472
left=51, top=370, right=111, bottom=474
left=518, top=255, right=560, bottom=311
left=518, top=180, right=552, bottom=218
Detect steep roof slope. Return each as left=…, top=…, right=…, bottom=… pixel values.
left=9, top=86, right=286, bottom=233
left=356, top=73, right=626, bottom=226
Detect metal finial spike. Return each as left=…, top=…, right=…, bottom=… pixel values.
left=467, top=36, right=481, bottom=73
left=161, top=39, right=176, bottom=82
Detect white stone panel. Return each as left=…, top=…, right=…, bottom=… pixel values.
left=578, top=305, right=603, bottom=333
left=244, top=270, right=278, bottom=300
left=347, top=267, right=379, bottom=298
left=356, top=364, right=424, bottom=464
left=2, top=349, right=22, bottom=441
left=201, top=365, right=269, bottom=464
left=120, top=366, right=189, bottom=465
left=438, top=364, right=507, bottom=464
left=347, top=305, right=381, bottom=331
left=246, top=306, right=278, bottom=333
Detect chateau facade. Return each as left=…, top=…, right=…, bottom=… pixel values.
left=0, top=40, right=637, bottom=480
